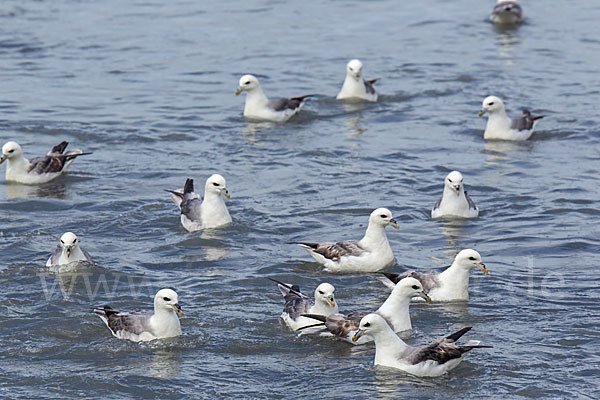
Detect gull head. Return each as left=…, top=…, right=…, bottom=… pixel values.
left=0, top=141, right=22, bottom=164
left=352, top=313, right=387, bottom=342
left=479, top=95, right=505, bottom=117
left=314, top=282, right=336, bottom=309
left=445, top=170, right=464, bottom=196
left=235, top=74, right=260, bottom=95
left=205, top=174, right=230, bottom=199
left=369, top=208, right=399, bottom=229
left=59, top=232, right=80, bottom=258
left=155, top=288, right=184, bottom=316
left=347, top=59, right=363, bottom=81
left=392, top=277, right=431, bottom=303
left=454, top=249, right=488, bottom=274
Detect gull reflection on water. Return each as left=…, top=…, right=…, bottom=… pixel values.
left=147, top=350, right=181, bottom=379
left=4, top=181, right=69, bottom=199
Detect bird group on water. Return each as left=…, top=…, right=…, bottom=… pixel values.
left=2, top=1, right=542, bottom=378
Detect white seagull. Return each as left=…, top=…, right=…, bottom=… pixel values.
left=0, top=141, right=91, bottom=184
left=379, top=249, right=488, bottom=302
left=479, top=96, right=544, bottom=140
left=295, top=208, right=399, bottom=273
left=46, top=232, right=93, bottom=267
left=166, top=174, right=232, bottom=232
left=490, top=0, right=525, bottom=25
left=352, top=313, right=492, bottom=377
left=300, top=277, right=430, bottom=345
left=336, top=59, right=378, bottom=102
left=235, top=74, right=313, bottom=122
left=431, top=171, right=479, bottom=219
left=93, top=288, right=184, bottom=342
left=269, top=277, right=338, bottom=331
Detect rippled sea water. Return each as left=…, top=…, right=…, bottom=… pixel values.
left=1, top=0, right=599, bottom=398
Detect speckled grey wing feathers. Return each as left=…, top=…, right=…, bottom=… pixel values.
left=298, top=240, right=365, bottom=261
left=381, top=270, right=442, bottom=293
left=268, top=95, right=313, bottom=112
left=94, top=306, right=152, bottom=336
left=180, top=178, right=202, bottom=221
left=364, top=79, right=378, bottom=95
left=510, top=110, right=544, bottom=131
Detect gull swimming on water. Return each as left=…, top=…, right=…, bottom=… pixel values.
left=432, top=171, right=479, bottom=219
left=379, top=249, right=488, bottom=302
left=489, top=0, right=525, bottom=24
left=93, top=288, right=184, bottom=342
left=235, top=74, right=313, bottom=122
left=352, top=313, right=492, bottom=377
left=295, top=208, right=399, bottom=273
left=269, top=277, right=338, bottom=331
left=300, top=277, right=431, bottom=345
left=166, top=174, right=232, bottom=232
left=0, top=141, right=91, bottom=184
left=479, top=95, right=544, bottom=140
left=46, top=232, right=93, bottom=267
left=336, top=59, right=378, bottom=102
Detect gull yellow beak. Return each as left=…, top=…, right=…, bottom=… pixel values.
left=352, top=329, right=364, bottom=342
left=419, top=291, right=432, bottom=303
left=223, top=189, right=230, bottom=199
left=389, top=219, right=400, bottom=229
left=477, top=263, right=489, bottom=274
left=0, top=156, right=5, bottom=164
left=478, top=110, right=485, bottom=117
left=328, top=298, right=336, bottom=308
left=66, top=248, right=71, bottom=257
left=235, top=88, right=242, bottom=96
left=174, top=304, right=184, bottom=316
left=455, top=188, right=460, bottom=196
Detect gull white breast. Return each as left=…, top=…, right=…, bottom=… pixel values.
left=432, top=171, right=479, bottom=219
left=336, top=59, right=378, bottom=102
left=46, top=232, right=93, bottom=267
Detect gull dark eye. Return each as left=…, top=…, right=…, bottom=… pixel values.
left=380, top=215, right=387, bottom=218
left=8, top=149, right=14, bottom=153
left=448, top=179, right=453, bottom=183
left=244, top=81, right=250, bottom=85
left=163, top=297, right=171, bottom=301
left=60, top=240, right=64, bottom=244
left=468, top=257, right=476, bottom=261
left=488, top=102, right=494, bottom=106
left=318, top=290, right=324, bottom=295
left=364, top=322, right=371, bottom=327
left=411, top=285, right=419, bottom=290
left=212, top=182, right=219, bottom=186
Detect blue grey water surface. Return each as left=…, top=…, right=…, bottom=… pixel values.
left=1, top=0, right=599, bottom=398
